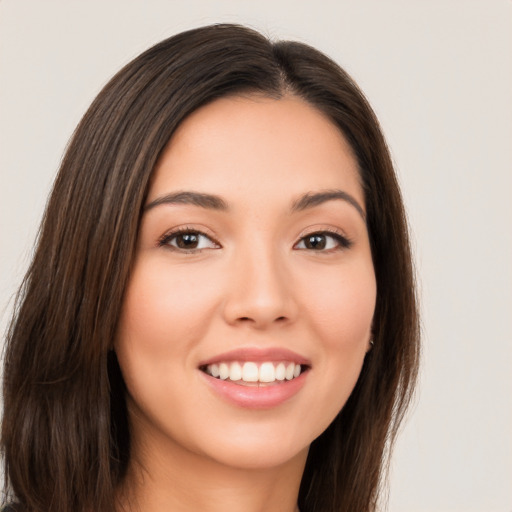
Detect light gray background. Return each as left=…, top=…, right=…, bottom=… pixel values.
left=1, top=1, right=511, bottom=511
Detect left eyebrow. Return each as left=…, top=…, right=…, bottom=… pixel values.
left=291, top=189, right=366, bottom=221
left=144, top=191, right=229, bottom=212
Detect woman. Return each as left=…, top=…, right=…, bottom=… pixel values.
left=1, top=24, right=419, bottom=512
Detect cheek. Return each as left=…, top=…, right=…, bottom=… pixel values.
left=300, top=263, right=377, bottom=346
left=117, top=258, right=221, bottom=354
left=296, top=264, right=376, bottom=435
left=113, top=261, right=227, bottom=417
left=114, top=259, right=224, bottom=426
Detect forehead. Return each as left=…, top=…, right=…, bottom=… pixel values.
left=149, top=94, right=363, bottom=208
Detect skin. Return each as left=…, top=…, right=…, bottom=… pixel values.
left=115, top=94, right=377, bottom=512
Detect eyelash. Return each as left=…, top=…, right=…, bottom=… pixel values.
left=158, top=228, right=353, bottom=253
left=158, top=227, right=220, bottom=253
left=294, top=230, right=353, bottom=252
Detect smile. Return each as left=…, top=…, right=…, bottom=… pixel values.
left=198, top=348, right=311, bottom=408
left=201, top=361, right=304, bottom=385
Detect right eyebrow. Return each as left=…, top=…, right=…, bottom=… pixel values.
left=143, top=191, right=229, bottom=212
left=291, top=189, right=366, bottom=221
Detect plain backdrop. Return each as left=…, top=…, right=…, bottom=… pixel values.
left=0, top=1, right=511, bottom=511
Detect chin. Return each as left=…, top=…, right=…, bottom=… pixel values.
left=179, top=415, right=325, bottom=472
left=200, top=439, right=310, bottom=471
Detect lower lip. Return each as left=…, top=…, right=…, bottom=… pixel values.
left=201, top=371, right=308, bottom=409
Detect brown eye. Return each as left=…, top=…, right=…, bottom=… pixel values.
left=304, top=234, right=327, bottom=250
left=160, top=230, right=219, bottom=251
left=294, top=232, right=352, bottom=251
left=175, top=233, right=200, bottom=249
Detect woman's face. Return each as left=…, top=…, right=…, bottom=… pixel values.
left=116, top=95, right=376, bottom=471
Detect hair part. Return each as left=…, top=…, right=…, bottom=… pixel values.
left=2, top=24, right=419, bottom=512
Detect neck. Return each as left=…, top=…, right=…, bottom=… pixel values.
left=117, top=429, right=307, bottom=512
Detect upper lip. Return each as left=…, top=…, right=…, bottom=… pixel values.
left=198, top=347, right=311, bottom=367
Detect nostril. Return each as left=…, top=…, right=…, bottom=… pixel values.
left=235, top=315, right=287, bottom=325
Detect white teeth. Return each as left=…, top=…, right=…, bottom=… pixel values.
left=210, top=363, right=220, bottom=378
left=219, top=363, right=229, bottom=380
left=204, top=361, right=304, bottom=383
left=229, top=362, right=242, bottom=381
left=259, top=362, right=275, bottom=383
left=285, top=362, right=295, bottom=380
left=275, top=362, right=286, bottom=381
left=242, top=362, right=259, bottom=382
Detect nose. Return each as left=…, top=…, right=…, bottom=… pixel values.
left=222, top=245, right=298, bottom=329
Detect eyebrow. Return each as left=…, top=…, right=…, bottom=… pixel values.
left=144, top=188, right=365, bottom=220
left=144, top=191, right=228, bottom=212
left=291, top=189, right=366, bottom=220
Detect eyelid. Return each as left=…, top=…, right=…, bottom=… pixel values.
left=293, top=226, right=353, bottom=251
left=157, top=225, right=221, bottom=251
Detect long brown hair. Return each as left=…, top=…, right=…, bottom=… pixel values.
left=2, top=24, right=420, bottom=512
